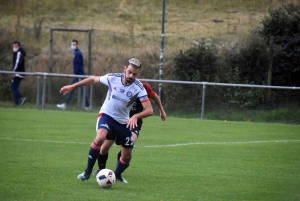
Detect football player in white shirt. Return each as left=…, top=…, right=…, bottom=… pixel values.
left=95, top=82, right=167, bottom=183
left=59, top=58, right=153, bottom=182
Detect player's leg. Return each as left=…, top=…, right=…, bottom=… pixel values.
left=94, top=139, right=114, bottom=175
left=78, top=114, right=110, bottom=181
left=88, top=128, right=108, bottom=170
left=115, top=147, right=132, bottom=183
left=116, top=119, right=141, bottom=161
left=114, top=125, right=134, bottom=183
left=116, top=132, right=138, bottom=162
left=77, top=128, right=108, bottom=180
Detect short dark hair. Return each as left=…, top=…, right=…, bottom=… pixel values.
left=72, top=39, right=78, bottom=45
left=13, top=41, right=21, bottom=46
left=127, top=58, right=142, bottom=70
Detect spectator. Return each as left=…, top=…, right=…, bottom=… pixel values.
left=11, top=41, right=26, bottom=106
left=57, top=39, right=90, bottom=110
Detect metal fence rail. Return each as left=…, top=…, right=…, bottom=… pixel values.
left=1, top=70, right=300, bottom=120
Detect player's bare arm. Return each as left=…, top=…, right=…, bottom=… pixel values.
left=152, top=94, right=166, bottom=121
left=60, top=76, right=99, bottom=95
left=126, top=100, right=153, bottom=130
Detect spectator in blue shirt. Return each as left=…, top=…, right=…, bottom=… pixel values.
left=57, top=39, right=90, bottom=110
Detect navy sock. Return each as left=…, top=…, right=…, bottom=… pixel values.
left=117, top=151, right=121, bottom=162
left=86, top=148, right=99, bottom=174
left=115, top=151, right=122, bottom=169
left=114, top=159, right=129, bottom=177
left=97, top=153, right=108, bottom=170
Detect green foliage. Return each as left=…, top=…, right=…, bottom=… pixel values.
left=171, top=35, right=270, bottom=109
left=170, top=3, right=300, bottom=110
left=173, top=40, right=218, bottom=82
left=217, top=33, right=269, bottom=85
left=260, top=3, right=300, bottom=86
left=213, top=34, right=269, bottom=108
left=162, top=41, right=218, bottom=112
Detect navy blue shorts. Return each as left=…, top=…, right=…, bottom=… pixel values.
left=106, top=119, right=142, bottom=142
left=96, top=113, right=133, bottom=148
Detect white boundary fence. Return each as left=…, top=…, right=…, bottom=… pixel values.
left=1, top=70, right=300, bottom=119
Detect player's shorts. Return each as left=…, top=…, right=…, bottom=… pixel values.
left=106, top=119, right=143, bottom=141
left=96, top=113, right=133, bottom=148
left=131, top=119, right=142, bottom=137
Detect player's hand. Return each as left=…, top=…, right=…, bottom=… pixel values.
left=126, top=115, right=138, bottom=130
left=160, top=110, right=166, bottom=121
left=60, top=85, right=74, bottom=95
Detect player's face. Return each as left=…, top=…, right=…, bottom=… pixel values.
left=123, top=65, right=139, bottom=84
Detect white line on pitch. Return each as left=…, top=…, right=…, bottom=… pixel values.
left=144, top=140, right=300, bottom=148
left=0, top=137, right=89, bottom=145
left=1, top=137, right=300, bottom=148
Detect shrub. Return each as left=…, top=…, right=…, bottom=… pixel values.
left=260, top=3, right=300, bottom=86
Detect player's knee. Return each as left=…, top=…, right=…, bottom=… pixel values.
left=95, top=129, right=107, bottom=144
left=121, top=152, right=132, bottom=163
left=100, top=146, right=109, bottom=155
left=122, top=156, right=131, bottom=164
left=132, top=134, right=138, bottom=145
left=94, top=137, right=104, bottom=145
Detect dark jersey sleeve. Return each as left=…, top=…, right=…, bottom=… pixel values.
left=142, top=82, right=156, bottom=99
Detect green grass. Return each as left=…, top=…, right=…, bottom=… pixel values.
left=0, top=108, right=300, bottom=201
left=205, top=108, right=300, bottom=124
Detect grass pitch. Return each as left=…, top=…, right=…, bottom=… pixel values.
left=0, top=108, right=299, bottom=201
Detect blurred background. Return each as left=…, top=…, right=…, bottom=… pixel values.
left=0, top=0, right=299, bottom=123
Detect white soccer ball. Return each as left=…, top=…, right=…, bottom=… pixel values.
left=96, top=169, right=116, bottom=188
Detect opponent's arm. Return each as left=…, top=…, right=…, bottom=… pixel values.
left=60, top=76, right=99, bottom=95
left=126, top=100, right=153, bottom=130
left=152, top=94, right=166, bottom=121
left=133, top=100, right=153, bottom=119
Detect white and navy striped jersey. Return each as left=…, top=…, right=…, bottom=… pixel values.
left=98, top=73, right=149, bottom=124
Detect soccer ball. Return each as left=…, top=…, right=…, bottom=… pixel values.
left=96, top=169, right=116, bottom=188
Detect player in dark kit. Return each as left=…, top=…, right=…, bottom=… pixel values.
left=94, top=82, right=166, bottom=183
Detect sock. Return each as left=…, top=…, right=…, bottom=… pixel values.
left=115, top=151, right=122, bottom=169
left=97, top=153, right=108, bottom=170
left=114, top=157, right=129, bottom=178
left=86, top=141, right=101, bottom=174
left=117, top=151, right=121, bottom=162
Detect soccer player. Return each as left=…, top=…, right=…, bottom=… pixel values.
left=94, top=82, right=166, bottom=183
left=59, top=58, right=153, bottom=182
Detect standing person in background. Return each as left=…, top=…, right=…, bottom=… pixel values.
left=11, top=41, right=26, bottom=106
left=57, top=39, right=90, bottom=110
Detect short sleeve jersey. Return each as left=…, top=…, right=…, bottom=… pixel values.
left=98, top=73, right=149, bottom=124
left=130, top=82, right=156, bottom=117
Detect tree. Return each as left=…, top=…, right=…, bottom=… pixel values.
left=173, top=40, right=218, bottom=82
left=260, top=3, right=300, bottom=86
